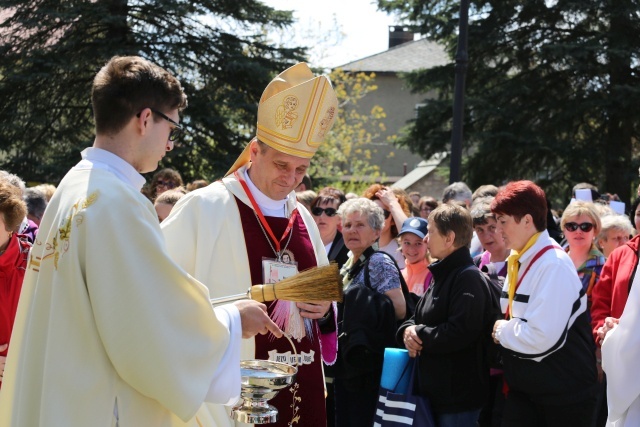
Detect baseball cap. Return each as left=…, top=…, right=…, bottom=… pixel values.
left=398, top=217, right=428, bottom=239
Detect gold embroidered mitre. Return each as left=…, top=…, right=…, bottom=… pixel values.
left=225, top=63, right=338, bottom=176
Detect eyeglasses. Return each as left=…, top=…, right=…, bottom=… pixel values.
left=383, top=209, right=391, bottom=219
left=311, top=207, right=338, bottom=217
left=564, top=222, right=594, bottom=233
left=151, top=109, right=182, bottom=141
left=137, top=108, right=182, bottom=141
left=156, top=180, right=177, bottom=189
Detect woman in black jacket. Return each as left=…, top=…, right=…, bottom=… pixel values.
left=398, top=203, right=493, bottom=427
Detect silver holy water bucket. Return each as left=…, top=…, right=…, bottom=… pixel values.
left=230, top=359, right=298, bottom=424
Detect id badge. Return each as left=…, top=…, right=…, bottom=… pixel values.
left=262, top=257, right=299, bottom=284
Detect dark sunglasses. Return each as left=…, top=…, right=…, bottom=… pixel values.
left=156, top=180, right=177, bottom=189
left=311, top=207, right=338, bottom=217
left=383, top=209, right=391, bottom=219
left=564, top=222, right=594, bottom=232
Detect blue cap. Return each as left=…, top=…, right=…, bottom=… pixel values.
left=398, top=217, right=428, bottom=239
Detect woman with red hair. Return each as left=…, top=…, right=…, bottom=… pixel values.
left=491, top=180, right=597, bottom=427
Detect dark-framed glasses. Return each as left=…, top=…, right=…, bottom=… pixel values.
left=150, top=109, right=182, bottom=141
left=311, top=207, right=338, bottom=217
left=136, top=108, right=183, bottom=141
left=564, top=222, right=594, bottom=232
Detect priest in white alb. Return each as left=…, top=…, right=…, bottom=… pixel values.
left=0, top=56, right=281, bottom=427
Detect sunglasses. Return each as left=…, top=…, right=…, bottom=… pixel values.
left=311, top=207, right=338, bottom=217
left=156, top=180, right=177, bottom=189
left=564, top=222, right=594, bottom=233
left=383, top=209, right=391, bottom=219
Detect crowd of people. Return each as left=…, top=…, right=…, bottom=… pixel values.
left=0, top=54, right=639, bottom=427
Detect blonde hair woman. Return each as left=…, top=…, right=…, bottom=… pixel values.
left=560, top=201, right=605, bottom=307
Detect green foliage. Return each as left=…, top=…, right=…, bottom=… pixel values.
left=0, top=0, right=306, bottom=184
left=309, top=68, right=386, bottom=191
left=378, top=0, right=640, bottom=205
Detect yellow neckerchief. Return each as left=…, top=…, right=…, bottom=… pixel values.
left=506, top=232, right=542, bottom=318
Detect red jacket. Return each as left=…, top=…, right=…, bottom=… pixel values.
left=0, top=235, right=30, bottom=361
left=590, top=234, right=640, bottom=345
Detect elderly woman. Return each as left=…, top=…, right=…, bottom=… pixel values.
left=362, top=184, right=411, bottom=268
left=561, top=201, right=606, bottom=311
left=399, top=203, right=491, bottom=427
left=333, top=197, right=407, bottom=427
left=0, top=180, right=31, bottom=386
left=310, top=187, right=349, bottom=268
left=596, top=214, right=635, bottom=258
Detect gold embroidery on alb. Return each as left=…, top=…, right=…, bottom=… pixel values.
left=40, top=191, right=99, bottom=270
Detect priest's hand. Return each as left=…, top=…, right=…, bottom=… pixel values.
left=296, top=301, right=331, bottom=320
left=0, top=343, right=7, bottom=381
left=234, top=300, right=283, bottom=339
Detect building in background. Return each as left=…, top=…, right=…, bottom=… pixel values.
left=335, top=26, right=449, bottom=198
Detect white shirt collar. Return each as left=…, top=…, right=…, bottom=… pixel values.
left=243, top=167, right=288, bottom=217
left=75, top=147, right=146, bottom=191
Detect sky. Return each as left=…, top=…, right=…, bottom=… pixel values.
left=261, top=0, right=402, bottom=69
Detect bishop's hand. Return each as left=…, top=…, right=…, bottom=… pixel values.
left=296, top=300, right=332, bottom=320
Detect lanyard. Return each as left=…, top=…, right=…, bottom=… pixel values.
left=505, top=244, right=557, bottom=319
left=235, top=171, right=298, bottom=255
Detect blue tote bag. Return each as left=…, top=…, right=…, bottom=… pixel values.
left=373, top=350, right=436, bottom=427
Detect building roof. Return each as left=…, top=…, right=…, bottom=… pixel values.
left=392, top=152, right=448, bottom=190
left=336, top=38, right=449, bottom=73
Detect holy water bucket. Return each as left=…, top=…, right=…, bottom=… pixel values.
left=230, top=359, right=298, bottom=424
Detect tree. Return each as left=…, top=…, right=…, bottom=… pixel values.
left=0, top=0, right=306, bottom=184
left=377, top=0, right=640, bottom=204
left=309, top=68, right=387, bottom=193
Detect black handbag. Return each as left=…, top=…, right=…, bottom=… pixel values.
left=336, top=251, right=414, bottom=390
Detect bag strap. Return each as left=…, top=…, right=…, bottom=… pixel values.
left=364, top=251, right=415, bottom=318
left=504, top=244, right=558, bottom=319
left=364, top=251, right=411, bottom=296
left=515, top=245, right=557, bottom=288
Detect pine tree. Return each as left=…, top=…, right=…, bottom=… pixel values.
left=378, top=0, right=640, bottom=203
left=0, top=0, right=305, bottom=184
